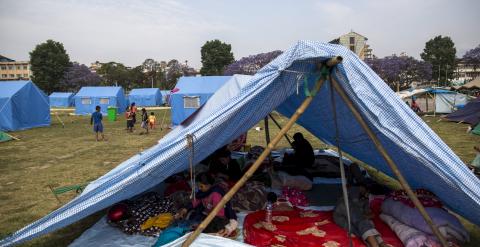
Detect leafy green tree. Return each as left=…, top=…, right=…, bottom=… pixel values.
left=96, top=62, right=131, bottom=88
left=29, top=40, right=71, bottom=93
left=165, top=59, right=183, bottom=89
left=200, top=39, right=235, bottom=75
left=142, top=58, right=162, bottom=88
left=420, top=35, right=457, bottom=83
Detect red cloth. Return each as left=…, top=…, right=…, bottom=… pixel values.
left=244, top=207, right=403, bottom=247
left=388, top=189, right=442, bottom=208
left=163, top=180, right=191, bottom=197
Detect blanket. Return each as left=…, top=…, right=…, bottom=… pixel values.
left=381, top=198, right=469, bottom=243
left=243, top=207, right=402, bottom=247
left=380, top=214, right=441, bottom=247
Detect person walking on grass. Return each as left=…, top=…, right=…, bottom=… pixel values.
left=148, top=112, right=156, bottom=130
left=125, top=106, right=134, bottom=133
left=140, top=108, right=149, bottom=134
left=90, top=105, right=105, bottom=141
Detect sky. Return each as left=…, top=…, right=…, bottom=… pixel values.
left=0, top=0, right=479, bottom=69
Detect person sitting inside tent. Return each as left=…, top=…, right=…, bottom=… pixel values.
left=209, top=147, right=243, bottom=182
left=175, top=172, right=237, bottom=232
left=277, top=132, right=315, bottom=180
left=410, top=99, right=422, bottom=113
left=333, top=184, right=390, bottom=247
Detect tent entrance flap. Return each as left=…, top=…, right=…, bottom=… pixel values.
left=181, top=56, right=342, bottom=247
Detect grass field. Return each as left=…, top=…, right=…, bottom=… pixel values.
left=0, top=110, right=479, bottom=246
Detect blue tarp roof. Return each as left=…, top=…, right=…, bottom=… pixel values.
left=2, top=41, right=479, bottom=246
left=0, top=80, right=50, bottom=131
left=128, top=88, right=162, bottom=106
left=173, top=76, right=231, bottom=94
left=76, top=86, right=123, bottom=97
left=49, top=92, right=74, bottom=98
left=129, top=88, right=160, bottom=96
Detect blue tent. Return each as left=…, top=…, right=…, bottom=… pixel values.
left=2, top=41, right=479, bottom=246
left=160, top=90, right=171, bottom=105
left=49, top=92, right=74, bottom=107
left=170, top=76, right=231, bottom=125
left=0, top=80, right=50, bottom=131
left=128, top=88, right=162, bottom=107
left=74, top=86, right=127, bottom=115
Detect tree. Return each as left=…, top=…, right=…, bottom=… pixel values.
left=59, top=63, right=101, bottom=92
left=366, top=55, right=432, bottom=91
left=165, top=59, right=183, bottom=89
left=224, top=50, right=282, bottom=75
left=96, top=62, right=131, bottom=88
left=200, top=39, right=235, bottom=75
left=463, top=44, right=480, bottom=79
left=142, top=58, right=162, bottom=88
left=420, top=35, right=457, bottom=83
left=29, top=40, right=71, bottom=93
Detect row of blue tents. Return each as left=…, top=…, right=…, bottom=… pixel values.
left=0, top=76, right=232, bottom=131
left=50, top=88, right=171, bottom=108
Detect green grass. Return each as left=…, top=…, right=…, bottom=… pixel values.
left=0, top=111, right=479, bottom=246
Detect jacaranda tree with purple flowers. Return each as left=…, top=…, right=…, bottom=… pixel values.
left=365, top=55, right=432, bottom=91
left=59, top=62, right=101, bottom=92
left=224, top=50, right=283, bottom=75
left=463, top=44, right=480, bottom=78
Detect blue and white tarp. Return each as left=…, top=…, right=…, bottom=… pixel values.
left=74, top=87, right=127, bottom=115
left=170, top=76, right=231, bottom=125
left=128, top=88, right=163, bottom=107
left=0, top=80, right=50, bottom=131
left=160, top=90, right=171, bottom=105
left=49, top=92, right=74, bottom=107
left=2, top=41, right=479, bottom=246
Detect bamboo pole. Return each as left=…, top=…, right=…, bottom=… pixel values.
left=330, top=72, right=449, bottom=247
left=268, top=113, right=293, bottom=146
left=181, top=56, right=343, bottom=246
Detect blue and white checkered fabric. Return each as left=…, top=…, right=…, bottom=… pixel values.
left=1, top=41, right=479, bottom=246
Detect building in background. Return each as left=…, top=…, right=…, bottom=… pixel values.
left=453, top=59, right=480, bottom=84
left=0, top=55, right=32, bottom=81
left=329, top=31, right=373, bottom=60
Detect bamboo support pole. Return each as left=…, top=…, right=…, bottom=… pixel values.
left=330, top=72, right=449, bottom=247
left=268, top=113, right=293, bottom=146
left=264, top=116, right=272, bottom=163
left=181, top=56, right=343, bottom=246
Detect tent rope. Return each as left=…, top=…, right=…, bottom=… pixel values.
left=329, top=79, right=354, bottom=247
left=186, top=134, right=197, bottom=201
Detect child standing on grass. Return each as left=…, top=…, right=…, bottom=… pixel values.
left=90, top=105, right=105, bottom=141
left=125, top=106, right=133, bottom=132
left=140, top=108, right=149, bottom=134
left=148, top=112, right=156, bottom=130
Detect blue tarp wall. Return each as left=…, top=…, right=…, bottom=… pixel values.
left=0, top=80, right=50, bottom=131
left=128, top=88, right=162, bottom=107
left=49, top=92, right=74, bottom=107
left=160, top=90, right=170, bottom=105
left=74, top=87, right=127, bottom=115
left=170, top=76, right=231, bottom=125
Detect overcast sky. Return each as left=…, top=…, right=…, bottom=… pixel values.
left=1, top=0, right=479, bottom=69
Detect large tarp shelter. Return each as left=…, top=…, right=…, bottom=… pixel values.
left=74, top=87, right=127, bottom=115
left=445, top=97, right=480, bottom=125
left=170, top=76, right=231, bottom=125
left=2, top=41, right=479, bottom=246
left=49, top=92, right=74, bottom=107
left=128, top=88, right=163, bottom=107
left=429, top=89, right=469, bottom=114
left=0, top=80, right=50, bottom=131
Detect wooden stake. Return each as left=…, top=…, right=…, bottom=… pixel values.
left=181, top=56, right=343, bottom=247
left=330, top=71, right=449, bottom=247
left=268, top=113, right=293, bottom=146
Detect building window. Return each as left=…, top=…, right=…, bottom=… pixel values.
left=99, top=98, right=109, bottom=104
left=16, top=74, right=22, bottom=78
left=16, top=65, right=22, bottom=70
left=183, top=96, right=200, bottom=108
left=23, top=65, right=28, bottom=70
left=8, top=66, right=13, bottom=70
left=1, top=74, right=7, bottom=78
left=0, top=66, right=6, bottom=70
left=81, top=98, right=92, bottom=105
left=9, top=74, right=15, bottom=78
left=350, top=37, right=355, bottom=44
left=23, top=74, right=29, bottom=78
left=350, top=45, right=355, bottom=52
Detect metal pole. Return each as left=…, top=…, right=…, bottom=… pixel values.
left=181, top=56, right=343, bottom=247
left=330, top=70, right=449, bottom=247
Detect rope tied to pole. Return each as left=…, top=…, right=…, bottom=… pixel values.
left=186, top=134, right=196, bottom=201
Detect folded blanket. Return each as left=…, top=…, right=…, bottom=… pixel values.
left=381, top=198, right=468, bottom=242
left=380, top=214, right=440, bottom=247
